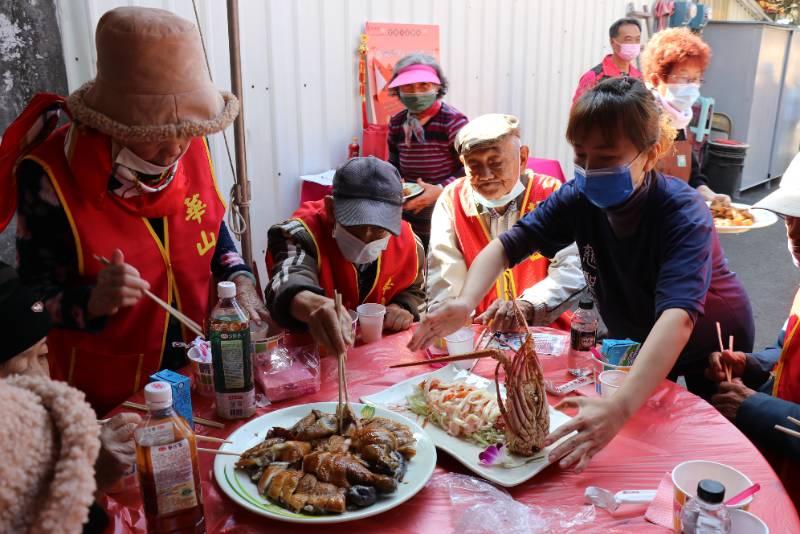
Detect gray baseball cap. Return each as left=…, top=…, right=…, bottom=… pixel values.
left=332, top=157, right=403, bottom=235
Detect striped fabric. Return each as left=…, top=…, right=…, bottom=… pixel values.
left=388, top=101, right=468, bottom=186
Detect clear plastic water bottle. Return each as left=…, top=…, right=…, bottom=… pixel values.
left=680, top=479, right=732, bottom=534
left=568, top=298, right=598, bottom=377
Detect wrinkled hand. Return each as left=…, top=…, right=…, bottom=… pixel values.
left=233, top=274, right=270, bottom=325
left=307, top=298, right=354, bottom=356
left=543, top=396, right=627, bottom=473
left=710, top=378, right=755, bottom=422
left=88, top=249, right=150, bottom=318
left=711, top=193, right=732, bottom=205
left=408, top=297, right=472, bottom=351
left=384, top=304, right=413, bottom=332
left=96, top=412, right=141, bottom=491
left=706, top=350, right=748, bottom=383
left=404, top=179, right=442, bottom=214
left=476, top=299, right=533, bottom=332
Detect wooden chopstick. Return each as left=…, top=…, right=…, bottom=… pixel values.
left=196, top=436, right=232, bottom=444
left=726, top=335, right=735, bottom=382
left=121, top=401, right=226, bottom=429
left=94, top=255, right=205, bottom=338
left=788, top=416, right=800, bottom=428
left=198, top=447, right=241, bottom=456
left=775, top=424, right=800, bottom=439
left=716, top=321, right=732, bottom=382
left=389, top=349, right=497, bottom=369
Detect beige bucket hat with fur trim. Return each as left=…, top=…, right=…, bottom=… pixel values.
left=67, top=6, right=239, bottom=142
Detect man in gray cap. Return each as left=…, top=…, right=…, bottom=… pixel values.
left=427, top=113, right=585, bottom=331
left=705, top=152, right=800, bottom=496
left=266, top=157, right=425, bottom=355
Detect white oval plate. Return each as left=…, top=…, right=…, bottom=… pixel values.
left=709, top=202, right=778, bottom=234
left=213, top=402, right=436, bottom=524
left=402, top=182, right=424, bottom=202
left=361, top=364, right=574, bottom=487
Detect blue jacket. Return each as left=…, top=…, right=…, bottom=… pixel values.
left=736, top=329, right=800, bottom=456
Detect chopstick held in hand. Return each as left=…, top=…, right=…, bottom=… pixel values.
left=94, top=254, right=205, bottom=338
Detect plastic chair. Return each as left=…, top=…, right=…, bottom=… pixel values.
left=710, top=112, right=733, bottom=141
left=689, top=95, right=714, bottom=142
left=526, top=157, right=566, bottom=183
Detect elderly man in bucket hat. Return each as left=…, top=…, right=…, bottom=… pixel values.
left=266, top=157, right=426, bottom=357
left=0, top=7, right=267, bottom=414
left=704, top=152, right=800, bottom=504
left=427, top=114, right=585, bottom=331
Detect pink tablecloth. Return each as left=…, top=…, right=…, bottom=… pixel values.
left=102, top=330, right=799, bottom=533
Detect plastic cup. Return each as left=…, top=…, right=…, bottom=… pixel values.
left=598, top=370, right=626, bottom=397
left=187, top=345, right=215, bottom=397
left=445, top=327, right=475, bottom=370
left=671, top=460, right=754, bottom=531
left=356, top=303, right=386, bottom=344
left=730, top=510, right=769, bottom=534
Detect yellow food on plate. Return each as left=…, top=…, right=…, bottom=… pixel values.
left=710, top=199, right=754, bottom=227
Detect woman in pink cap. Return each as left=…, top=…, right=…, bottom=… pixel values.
left=387, top=54, right=468, bottom=247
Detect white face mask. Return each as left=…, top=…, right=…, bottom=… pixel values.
left=471, top=155, right=524, bottom=209
left=665, top=83, right=701, bottom=113
left=115, top=145, right=184, bottom=176
left=333, top=223, right=390, bottom=265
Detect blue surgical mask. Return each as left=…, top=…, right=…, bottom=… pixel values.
left=665, top=83, right=701, bottom=113
left=574, top=155, right=641, bottom=209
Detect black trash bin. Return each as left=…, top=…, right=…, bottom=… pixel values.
left=702, top=139, right=749, bottom=199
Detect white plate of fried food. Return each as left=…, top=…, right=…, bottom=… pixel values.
left=708, top=199, right=778, bottom=234
left=214, top=402, right=436, bottom=524
left=362, top=364, right=573, bottom=487
left=402, top=182, right=424, bottom=202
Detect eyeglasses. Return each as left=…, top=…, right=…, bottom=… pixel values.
left=666, top=74, right=704, bottom=84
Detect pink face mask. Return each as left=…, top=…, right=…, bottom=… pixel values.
left=616, top=42, right=641, bottom=62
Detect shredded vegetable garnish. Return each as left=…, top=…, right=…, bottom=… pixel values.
left=407, top=379, right=504, bottom=447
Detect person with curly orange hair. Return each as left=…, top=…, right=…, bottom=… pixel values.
left=642, top=28, right=730, bottom=203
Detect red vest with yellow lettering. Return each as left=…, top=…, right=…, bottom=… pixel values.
left=452, top=172, right=571, bottom=330
left=269, top=199, right=418, bottom=311
left=23, top=125, right=225, bottom=414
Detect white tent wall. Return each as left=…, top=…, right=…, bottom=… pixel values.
left=55, top=0, right=632, bottom=282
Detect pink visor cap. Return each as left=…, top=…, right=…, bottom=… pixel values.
left=388, top=64, right=441, bottom=89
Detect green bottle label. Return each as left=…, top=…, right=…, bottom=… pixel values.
left=210, top=328, right=252, bottom=393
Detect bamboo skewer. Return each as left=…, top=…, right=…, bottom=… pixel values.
left=775, top=424, right=800, bottom=439
left=198, top=447, right=241, bottom=456
left=121, top=401, right=225, bottom=429
left=389, top=349, right=497, bottom=369
left=94, top=255, right=205, bottom=338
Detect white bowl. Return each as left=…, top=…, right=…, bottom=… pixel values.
left=730, top=509, right=768, bottom=534
left=671, top=460, right=754, bottom=530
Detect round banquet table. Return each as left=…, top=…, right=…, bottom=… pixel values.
left=101, top=329, right=799, bottom=533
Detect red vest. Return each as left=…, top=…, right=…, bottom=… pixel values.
left=773, top=289, right=800, bottom=403
left=452, top=173, right=571, bottom=330
left=23, top=126, right=225, bottom=414
left=267, top=200, right=418, bottom=311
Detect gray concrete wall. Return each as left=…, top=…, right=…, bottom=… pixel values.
left=0, top=0, right=68, bottom=264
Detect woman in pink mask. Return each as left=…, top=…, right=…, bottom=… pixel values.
left=572, top=18, right=643, bottom=104
left=642, top=27, right=730, bottom=203
left=387, top=54, right=468, bottom=248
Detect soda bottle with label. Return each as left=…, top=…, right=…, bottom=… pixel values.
left=209, top=281, right=255, bottom=419
left=135, top=382, right=205, bottom=533
left=568, top=298, right=598, bottom=377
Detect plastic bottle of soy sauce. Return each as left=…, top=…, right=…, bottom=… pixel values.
left=209, top=281, right=255, bottom=419
left=135, top=382, right=205, bottom=533
left=568, top=298, right=598, bottom=377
